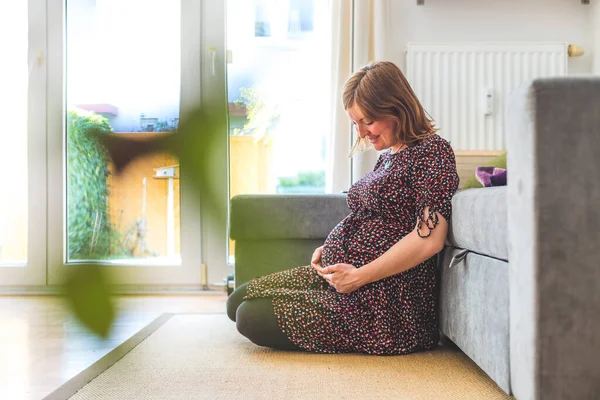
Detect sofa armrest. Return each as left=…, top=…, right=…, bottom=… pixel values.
left=230, top=194, right=350, bottom=240
left=508, top=77, right=600, bottom=400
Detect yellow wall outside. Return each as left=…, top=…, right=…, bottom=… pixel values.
left=229, top=135, right=275, bottom=198
left=229, top=135, right=275, bottom=257
left=107, top=135, right=274, bottom=260
left=107, top=153, right=181, bottom=258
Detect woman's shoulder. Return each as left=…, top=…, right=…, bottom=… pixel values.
left=410, top=134, right=454, bottom=159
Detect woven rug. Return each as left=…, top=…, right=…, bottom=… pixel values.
left=45, top=313, right=511, bottom=400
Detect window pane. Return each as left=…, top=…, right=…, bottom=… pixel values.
left=227, top=0, right=332, bottom=260
left=66, top=0, right=181, bottom=264
left=0, top=2, right=28, bottom=264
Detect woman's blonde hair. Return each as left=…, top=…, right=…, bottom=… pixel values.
left=343, top=61, right=438, bottom=155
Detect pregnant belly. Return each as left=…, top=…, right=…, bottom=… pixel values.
left=321, top=222, right=345, bottom=267
left=321, top=216, right=407, bottom=268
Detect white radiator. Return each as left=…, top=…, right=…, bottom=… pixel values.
left=406, top=43, right=568, bottom=150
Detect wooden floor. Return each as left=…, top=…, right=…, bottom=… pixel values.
left=0, top=293, right=228, bottom=400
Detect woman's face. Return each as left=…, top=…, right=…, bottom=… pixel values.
left=347, top=103, right=402, bottom=152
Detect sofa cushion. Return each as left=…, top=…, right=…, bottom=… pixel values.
left=447, top=187, right=508, bottom=261
left=462, top=152, right=507, bottom=189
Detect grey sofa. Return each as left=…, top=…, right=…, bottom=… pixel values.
left=229, top=77, right=600, bottom=400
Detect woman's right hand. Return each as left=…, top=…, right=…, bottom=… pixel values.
left=311, top=246, right=324, bottom=274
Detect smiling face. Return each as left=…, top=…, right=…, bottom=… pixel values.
left=347, top=102, right=402, bottom=153
left=342, top=62, right=439, bottom=156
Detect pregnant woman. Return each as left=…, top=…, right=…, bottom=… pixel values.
left=226, top=61, right=459, bottom=355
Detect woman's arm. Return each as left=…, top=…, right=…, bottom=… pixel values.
left=359, top=207, right=447, bottom=285
left=319, top=207, right=447, bottom=293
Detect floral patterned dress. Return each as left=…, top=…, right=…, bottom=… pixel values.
left=244, top=134, right=459, bottom=355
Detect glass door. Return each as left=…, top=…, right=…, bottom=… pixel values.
left=47, top=0, right=204, bottom=286
left=65, top=0, right=183, bottom=266
left=0, top=0, right=47, bottom=286
left=226, top=0, right=333, bottom=262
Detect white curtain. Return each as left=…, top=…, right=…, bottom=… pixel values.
left=326, top=0, right=390, bottom=193
left=326, top=0, right=352, bottom=193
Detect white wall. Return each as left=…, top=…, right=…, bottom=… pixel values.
left=386, top=0, right=594, bottom=75
left=593, top=0, right=600, bottom=73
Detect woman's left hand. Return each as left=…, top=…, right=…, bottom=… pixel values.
left=318, top=263, right=364, bottom=294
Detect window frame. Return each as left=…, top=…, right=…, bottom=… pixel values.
left=0, top=0, right=48, bottom=286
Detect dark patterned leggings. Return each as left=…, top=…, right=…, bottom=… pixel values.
left=226, top=282, right=301, bottom=351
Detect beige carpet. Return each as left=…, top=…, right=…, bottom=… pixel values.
left=52, top=314, right=511, bottom=400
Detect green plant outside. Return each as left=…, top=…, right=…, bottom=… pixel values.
left=140, top=120, right=178, bottom=133
left=232, top=86, right=279, bottom=140
left=278, top=170, right=325, bottom=188
left=67, top=109, right=118, bottom=260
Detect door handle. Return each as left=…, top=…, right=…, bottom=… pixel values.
left=209, top=47, right=217, bottom=76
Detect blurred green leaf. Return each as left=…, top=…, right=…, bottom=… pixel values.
left=94, top=105, right=227, bottom=227
left=62, top=266, right=116, bottom=339
left=64, top=103, right=225, bottom=338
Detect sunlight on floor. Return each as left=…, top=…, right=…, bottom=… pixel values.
left=0, top=320, right=29, bottom=399
left=0, top=293, right=227, bottom=400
